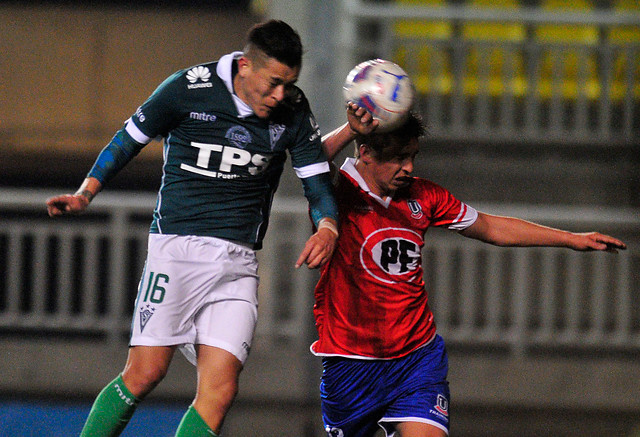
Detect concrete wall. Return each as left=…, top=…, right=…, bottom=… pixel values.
left=0, top=4, right=257, bottom=160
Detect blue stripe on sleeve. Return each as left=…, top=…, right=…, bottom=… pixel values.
left=301, top=172, right=338, bottom=227
left=87, top=127, right=147, bottom=184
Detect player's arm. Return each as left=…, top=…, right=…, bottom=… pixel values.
left=294, top=171, right=339, bottom=269
left=46, top=126, right=147, bottom=217
left=321, top=102, right=378, bottom=162
left=46, top=177, right=103, bottom=217
left=459, top=212, right=626, bottom=252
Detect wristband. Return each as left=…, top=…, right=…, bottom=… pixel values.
left=74, top=190, right=94, bottom=205
left=318, top=219, right=339, bottom=237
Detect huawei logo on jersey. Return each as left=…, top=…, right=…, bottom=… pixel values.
left=360, top=227, right=421, bottom=284
left=186, top=66, right=213, bottom=89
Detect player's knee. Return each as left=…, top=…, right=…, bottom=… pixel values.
left=122, top=363, right=168, bottom=397
left=200, top=378, right=239, bottom=410
left=215, top=379, right=239, bottom=407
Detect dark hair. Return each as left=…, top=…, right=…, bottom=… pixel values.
left=245, top=20, right=303, bottom=69
left=355, top=112, right=426, bottom=161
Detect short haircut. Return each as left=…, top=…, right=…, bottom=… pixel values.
left=244, top=20, right=303, bottom=69
left=355, top=112, right=426, bottom=161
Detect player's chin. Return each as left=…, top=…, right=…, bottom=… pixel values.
left=257, top=106, right=276, bottom=118
left=393, top=178, right=411, bottom=188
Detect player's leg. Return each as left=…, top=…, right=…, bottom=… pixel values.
left=175, top=280, right=258, bottom=436
left=174, top=404, right=219, bottom=437
left=395, top=421, right=448, bottom=437
left=172, top=237, right=258, bottom=436
left=80, top=345, right=174, bottom=437
left=379, top=335, right=450, bottom=437
left=320, top=357, right=388, bottom=437
left=79, top=373, right=140, bottom=437
left=174, top=345, right=243, bottom=436
left=122, top=345, right=176, bottom=396
left=81, top=232, right=184, bottom=436
left=193, top=344, right=243, bottom=428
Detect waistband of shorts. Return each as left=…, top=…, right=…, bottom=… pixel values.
left=224, top=239, right=257, bottom=250
left=150, top=233, right=257, bottom=251
left=201, top=236, right=257, bottom=252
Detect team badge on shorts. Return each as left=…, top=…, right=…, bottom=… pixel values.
left=435, top=394, right=449, bottom=417
left=139, top=304, right=156, bottom=333
left=325, top=426, right=344, bottom=437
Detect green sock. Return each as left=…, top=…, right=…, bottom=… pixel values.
left=174, top=406, right=218, bottom=436
left=80, top=374, right=140, bottom=437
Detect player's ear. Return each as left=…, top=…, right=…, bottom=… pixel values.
left=359, top=144, right=374, bottom=163
left=237, top=56, right=251, bottom=77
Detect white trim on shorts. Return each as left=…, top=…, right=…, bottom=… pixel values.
left=379, top=417, right=449, bottom=436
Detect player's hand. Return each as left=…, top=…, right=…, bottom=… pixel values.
left=346, top=102, right=379, bottom=136
left=295, top=227, right=338, bottom=269
left=46, top=194, right=90, bottom=217
left=569, top=232, right=626, bottom=252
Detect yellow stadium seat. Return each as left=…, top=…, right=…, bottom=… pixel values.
left=607, top=0, right=640, bottom=101
left=534, top=0, right=600, bottom=100
left=393, top=0, right=454, bottom=94
left=461, top=0, right=527, bottom=97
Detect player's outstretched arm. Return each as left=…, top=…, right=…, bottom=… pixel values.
left=295, top=218, right=339, bottom=269
left=47, top=125, right=144, bottom=217
left=460, top=212, right=627, bottom=252
left=46, top=177, right=102, bottom=217
left=321, top=103, right=379, bottom=162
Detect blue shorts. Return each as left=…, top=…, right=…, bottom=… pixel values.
left=319, top=335, right=450, bottom=437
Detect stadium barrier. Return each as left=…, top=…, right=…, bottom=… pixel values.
left=339, top=0, right=640, bottom=145
left=1, top=189, right=638, bottom=357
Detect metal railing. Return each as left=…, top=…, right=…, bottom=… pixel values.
left=338, top=0, right=640, bottom=145
left=0, top=189, right=638, bottom=355
left=424, top=208, right=640, bottom=356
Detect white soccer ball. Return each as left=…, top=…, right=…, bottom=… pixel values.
left=343, top=59, right=415, bottom=133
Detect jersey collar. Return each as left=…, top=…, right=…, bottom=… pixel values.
left=341, top=158, right=392, bottom=208
left=216, top=51, right=255, bottom=118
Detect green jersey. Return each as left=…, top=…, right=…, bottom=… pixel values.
left=125, top=52, right=328, bottom=249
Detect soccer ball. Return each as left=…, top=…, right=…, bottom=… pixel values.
left=343, top=59, right=415, bottom=133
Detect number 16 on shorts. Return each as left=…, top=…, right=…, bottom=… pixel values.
left=136, top=271, right=169, bottom=334
left=141, top=271, right=170, bottom=304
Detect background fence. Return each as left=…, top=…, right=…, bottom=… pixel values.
left=338, top=0, right=640, bottom=146
left=2, top=189, right=638, bottom=356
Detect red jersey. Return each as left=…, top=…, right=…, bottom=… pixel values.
left=311, top=158, right=478, bottom=359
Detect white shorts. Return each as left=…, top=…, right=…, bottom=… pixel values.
left=130, top=234, right=259, bottom=365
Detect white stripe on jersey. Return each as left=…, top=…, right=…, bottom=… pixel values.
left=125, top=118, right=153, bottom=144
left=294, top=161, right=330, bottom=179
left=447, top=203, right=478, bottom=230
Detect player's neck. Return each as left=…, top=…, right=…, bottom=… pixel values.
left=232, top=74, right=247, bottom=104
left=355, top=159, right=394, bottom=200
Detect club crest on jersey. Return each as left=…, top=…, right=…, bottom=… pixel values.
left=139, top=304, right=156, bottom=333
left=407, top=199, right=423, bottom=219
left=308, top=115, right=321, bottom=142
left=269, top=123, right=285, bottom=149
left=225, top=126, right=252, bottom=149
left=360, top=228, right=422, bottom=284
